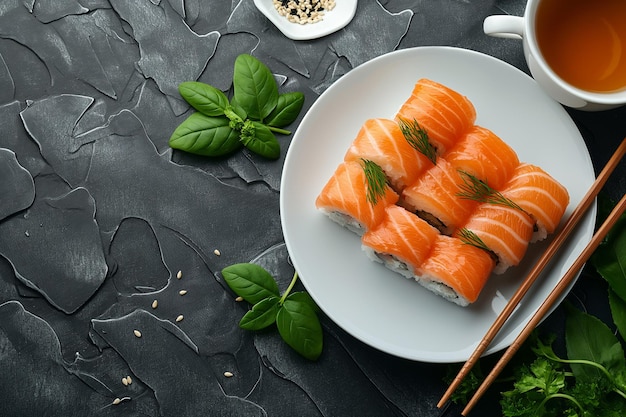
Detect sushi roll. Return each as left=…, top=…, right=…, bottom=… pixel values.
left=361, top=205, right=440, bottom=279
left=394, top=78, right=476, bottom=155
left=446, top=125, right=520, bottom=191
left=315, top=160, right=399, bottom=235
left=456, top=203, right=534, bottom=275
left=344, top=118, right=433, bottom=193
left=401, top=158, right=478, bottom=235
left=416, top=234, right=496, bottom=307
left=500, top=163, right=570, bottom=242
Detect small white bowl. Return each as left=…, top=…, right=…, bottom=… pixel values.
left=253, top=0, right=358, bottom=41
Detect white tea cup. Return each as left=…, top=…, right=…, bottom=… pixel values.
left=483, top=0, right=626, bottom=111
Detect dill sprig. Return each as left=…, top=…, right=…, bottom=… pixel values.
left=457, top=170, right=525, bottom=212
left=361, top=159, right=388, bottom=205
left=458, top=228, right=495, bottom=257
left=397, top=117, right=437, bottom=165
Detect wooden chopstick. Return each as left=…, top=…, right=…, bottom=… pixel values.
left=437, top=136, right=626, bottom=409
left=462, top=191, right=626, bottom=415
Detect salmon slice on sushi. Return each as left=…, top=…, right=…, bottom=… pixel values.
left=315, top=160, right=399, bottom=235
left=361, top=205, right=440, bottom=279
left=456, top=202, right=534, bottom=275
left=344, top=118, right=434, bottom=193
left=416, top=234, right=496, bottom=307
left=401, top=158, right=478, bottom=235
left=500, top=163, right=570, bottom=242
left=446, top=125, right=520, bottom=190
left=394, top=78, right=476, bottom=155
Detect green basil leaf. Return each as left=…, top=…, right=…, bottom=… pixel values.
left=233, top=54, right=278, bottom=121
left=168, top=113, right=241, bottom=156
left=222, top=263, right=280, bottom=304
left=178, top=81, right=229, bottom=117
left=609, top=288, right=626, bottom=342
left=276, top=295, right=323, bottom=360
left=228, top=97, right=248, bottom=121
left=591, top=210, right=626, bottom=300
left=265, top=92, right=305, bottom=128
left=286, top=291, right=320, bottom=313
left=239, top=296, right=280, bottom=330
left=565, top=306, right=626, bottom=382
left=242, top=122, right=280, bottom=159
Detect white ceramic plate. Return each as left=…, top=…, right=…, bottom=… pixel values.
left=280, top=47, right=596, bottom=363
left=253, top=0, right=357, bottom=40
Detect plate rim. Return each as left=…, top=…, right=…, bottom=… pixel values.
left=279, top=46, right=596, bottom=362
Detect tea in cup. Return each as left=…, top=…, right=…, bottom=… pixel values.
left=483, top=0, right=626, bottom=111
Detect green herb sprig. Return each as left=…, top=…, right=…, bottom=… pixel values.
left=222, top=263, right=323, bottom=361
left=169, top=54, right=304, bottom=159
left=457, top=228, right=496, bottom=258
left=361, top=158, right=388, bottom=205
left=457, top=170, right=526, bottom=213
left=397, top=117, right=437, bottom=164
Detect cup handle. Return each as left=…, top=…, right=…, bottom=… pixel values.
left=483, top=15, right=524, bottom=39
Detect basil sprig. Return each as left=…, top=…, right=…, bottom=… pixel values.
left=222, top=263, right=323, bottom=361
left=169, top=54, right=304, bottom=159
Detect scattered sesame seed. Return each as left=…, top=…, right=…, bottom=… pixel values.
left=176, top=270, right=182, bottom=279
left=126, top=376, right=132, bottom=385
left=235, top=296, right=244, bottom=302
left=179, top=290, right=187, bottom=296
left=176, top=315, right=184, bottom=322
left=133, top=330, right=142, bottom=338
left=151, top=299, right=158, bottom=309
left=224, top=371, right=234, bottom=377
left=122, top=377, right=129, bottom=386
left=112, top=396, right=131, bottom=405
left=213, top=249, right=221, bottom=256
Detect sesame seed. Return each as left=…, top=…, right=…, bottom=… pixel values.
left=176, top=270, right=182, bottom=279
left=224, top=371, right=234, bottom=377
left=133, top=330, right=142, bottom=338
left=176, top=315, right=184, bottom=322
left=126, top=376, right=132, bottom=385
left=235, top=296, right=244, bottom=302
left=112, top=396, right=131, bottom=405
left=151, top=299, right=158, bottom=309
left=122, top=377, right=129, bottom=386
left=179, top=290, right=187, bottom=296
left=213, top=249, right=221, bottom=256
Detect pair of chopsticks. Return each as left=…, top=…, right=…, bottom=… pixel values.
left=438, top=137, right=626, bottom=416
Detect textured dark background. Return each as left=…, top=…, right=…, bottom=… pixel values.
left=1, top=1, right=625, bottom=416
